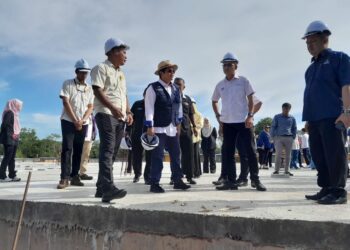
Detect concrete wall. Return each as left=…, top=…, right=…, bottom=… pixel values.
left=0, top=200, right=348, bottom=250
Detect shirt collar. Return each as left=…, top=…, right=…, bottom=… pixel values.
left=105, top=59, right=120, bottom=70
left=74, top=77, right=87, bottom=85
left=225, top=74, right=240, bottom=82
left=158, top=79, right=172, bottom=88
left=311, top=48, right=331, bottom=62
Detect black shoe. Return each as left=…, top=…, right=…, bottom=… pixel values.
left=317, top=193, right=347, bottom=205
left=212, top=177, right=227, bottom=186
left=236, top=179, right=248, bottom=187
left=305, top=188, right=329, bottom=200
left=133, top=176, right=140, bottom=183
left=102, top=187, right=127, bottom=202
left=251, top=181, right=267, bottom=191
left=272, top=171, right=279, bottom=175
left=80, top=173, right=93, bottom=180
left=169, top=180, right=174, bottom=185
left=203, top=170, right=209, bottom=174
left=216, top=181, right=238, bottom=190
left=285, top=171, right=294, bottom=176
left=187, top=178, right=197, bottom=185
left=95, top=190, right=103, bottom=198
left=210, top=169, right=216, bottom=174
left=173, top=179, right=191, bottom=190
left=70, top=175, right=84, bottom=186
left=144, top=179, right=151, bottom=185
left=150, top=184, right=165, bottom=193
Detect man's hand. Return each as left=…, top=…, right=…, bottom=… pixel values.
left=147, top=127, right=155, bottom=136
left=245, top=117, right=254, bottom=129
left=335, top=113, right=350, bottom=128
left=218, top=123, right=223, bottom=137
left=193, top=128, right=198, bottom=137
left=126, top=114, right=133, bottom=126
left=110, top=106, right=124, bottom=120
left=74, top=120, right=83, bottom=131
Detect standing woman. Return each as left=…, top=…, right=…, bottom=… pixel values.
left=0, top=99, right=23, bottom=182
left=201, top=118, right=217, bottom=174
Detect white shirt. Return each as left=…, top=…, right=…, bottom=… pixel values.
left=60, top=78, right=94, bottom=124
left=301, top=133, right=309, bottom=149
left=212, top=75, right=255, bottom=123
left=145, top=79, right=183, bottom=137
left=292, top=137, right=300, bottom=150
left=90, top=60, right=128, bottom=119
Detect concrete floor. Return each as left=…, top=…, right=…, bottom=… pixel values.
left=1, top=161, right=349, bottom=224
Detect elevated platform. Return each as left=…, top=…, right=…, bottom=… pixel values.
left=0, top=162, right=349, bottom=250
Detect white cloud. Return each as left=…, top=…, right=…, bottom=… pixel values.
left=0, top=80, right=9, bottom=91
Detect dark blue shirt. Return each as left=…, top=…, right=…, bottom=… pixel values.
left=303, top=49, right=350, bottom=122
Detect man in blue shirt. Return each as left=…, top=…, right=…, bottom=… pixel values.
left=270, top=103, right=297, bottom=176
left=303, top=21, right=350, bottom=205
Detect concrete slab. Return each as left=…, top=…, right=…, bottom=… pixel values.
left=0, top=162, right=349, bottom=249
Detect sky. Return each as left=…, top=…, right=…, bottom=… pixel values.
left=0, top=0, right=349, bottom=138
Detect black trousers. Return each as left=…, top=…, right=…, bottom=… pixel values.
left=308, top=118, right=347, bottom=195
left=222, top=123, right=259, bottom=182
left=60, top=120, right=87, bottom=179
left=302, top=148, right=311, bottom=165
left=0, top=144, right=18, bottom=178
left=193, top=142, right=202, bottom=177
left=202, top=149, right=216, bottom=173
left=180, top=130, right=195, bottom=179
left=257, top=148, right=267, bottom=165
left=95, top=113, right=125, bottom=193
left=131, top=133, right=151, bottom=180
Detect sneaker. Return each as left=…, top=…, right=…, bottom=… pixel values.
left=187, top=178, right=197, bottom=185
left=102, top=187, right=127, bottom=202
left=285, top=172, right=294, bottom=176
left=236, top=179, right=248, bottom=187
left=305, top=188, right=329, bottom=200
left=57, top=179, right=69, bottom=189
left=10, top=176, right=21, bottom=182
left=0, top=177, right=11, bottom=182
left=173, top=179, right=191, bottom=190
left=70, top=175, right=84, bottom=186
left=251, top=181, right=267, bottom=191
left=150, top=184, right=165, bottom=193
left=317, top=193, right=347, bottom=205
left=216, top=181, right=238, bottom=190
left=80, top=174, right=93, bottom=180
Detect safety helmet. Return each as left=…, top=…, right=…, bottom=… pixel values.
left=141, top=132, right=159, bottom=151
left=221, top=52, right=239, bottom=63
left=302, top=21, right=331, bottom=39
left=75, top=58, right=90, bottom=72
left=120, top=136, right=132, bottom=150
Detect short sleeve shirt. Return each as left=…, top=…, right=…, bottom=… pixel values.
left=212, top=75, right=255, bottom=123
left=60, top=78, right=94, bottom=124
left=90, top=60, right=128, bottom=118
left=303, top=49, right=350, bottom=122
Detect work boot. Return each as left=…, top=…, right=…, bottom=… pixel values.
left=102, top=187, right=127, bottom=202
left=57, top=179, right=69, bottom=189
left=174, top=179, right=191, bottom=190
left=80, top=173, right=93, bottom=180
left=70, top=175, right=84, bottom=186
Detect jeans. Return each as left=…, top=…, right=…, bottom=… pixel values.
left=0, top=144, right=18, bottom=178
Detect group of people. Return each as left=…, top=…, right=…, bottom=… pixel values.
left=1, top=20, right=350, bottom=205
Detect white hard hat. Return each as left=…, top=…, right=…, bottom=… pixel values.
left=75, top=59, right=90, bottom=72
left=302, top=21, right=331, bottom=39
left=104, top=38, right=130, bottom=54
left=120, top=136, right=132, bottom=150
left=141, top=132, right=159, bottom=151
left=221, top=52, right=239, bottom=63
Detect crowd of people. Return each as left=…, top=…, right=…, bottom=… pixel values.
left=1, top=20, right=350, bottom=205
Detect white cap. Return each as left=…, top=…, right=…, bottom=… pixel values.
left=221, top=52, right=239, bottom=63
left=104, top=38, right=129, bottom=54
left=302, top=20, right=331, bottom=39
left=74, top=58, right=90, bottom=72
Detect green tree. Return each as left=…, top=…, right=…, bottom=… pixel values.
left=90, top=141, right=100, bottom=158
left=17, top=128, right=41, bottom=158
left=255, top=117, right=273, bottom=135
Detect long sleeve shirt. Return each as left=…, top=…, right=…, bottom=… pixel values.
left=270, top=113, right=297, bottom=139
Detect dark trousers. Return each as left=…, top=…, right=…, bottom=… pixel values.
left=308, top=118, right=347, bottom=195
left=132, top=134, right=151, bottom=180
left=193, top=142, right=202, bottom=177
left=60, top=119, right=87, bottom=179
left=150, top=133, right=183, bottom=184
left=302, top=148, right=311, bottom=165
left=267, top=151, right=273, bottom=167
left=95, top=113, right=125, bottom=193
left=203, top=149, right=216, bottom=173
left=222, top=123, right=259, bottom=182
left=257, top=148, right=268, bottom=165
left=0, top=144, right=18, bottom=178
left=179, top=130, right=194, bottom=179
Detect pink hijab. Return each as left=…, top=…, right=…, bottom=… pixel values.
left=2, top=99, right=23, bottom=136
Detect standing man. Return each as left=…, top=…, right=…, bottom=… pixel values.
left=270, top=103, right=297, bottom=176
left=212, top=52, right=266, bottom=191
left=300, top=128, right=311, bottom=167
left=302, top=21, right=350, bottom=204
left=174, top=77, right=197, bottom=184
left=145, top=60, right=191, bottom=193
left=57, top=59, right=94, bottom=189
left=91, top=38, right=133, bottom=202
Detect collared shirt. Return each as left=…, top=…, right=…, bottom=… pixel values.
left=90, top=60, right=128, bottom=118
left=270, top=113, right=297, bottom=139
left=212, top=74, right=255, bottom=123
left=145, top=79, right=183, bottom=137
left=303, top=48, right=350, bottom=122
left=59, top=78, right=94, bottom=125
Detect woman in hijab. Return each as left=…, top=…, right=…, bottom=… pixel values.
left=201, top=118, right=217, bottom=174
left=0, top=99, right=23, bottom=182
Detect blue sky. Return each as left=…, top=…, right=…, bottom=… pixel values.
left=1, top=0, right=350, bottom=138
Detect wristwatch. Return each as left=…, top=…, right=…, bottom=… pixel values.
left=247, top=112, right=254, bottom=118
